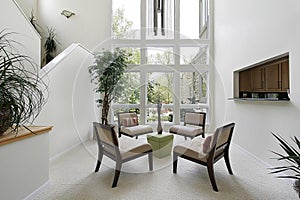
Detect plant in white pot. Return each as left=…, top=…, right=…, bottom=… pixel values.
left=0, top=30, right=47, bottom=135
left=88, top=48, right=130, bottom=125
left=270, top=133, right=300, bottom=198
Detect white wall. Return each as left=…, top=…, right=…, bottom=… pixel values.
left=0, top=133, right=49, bottom=200
left=36, top=44, right=97, bottom=158
left=37, top=0, right=111, bottom=52
left=15, top=0, right=38, bottom=18
left=1, top=0, right=41, bottom=66
left=214, top=0, right=300, bottom=165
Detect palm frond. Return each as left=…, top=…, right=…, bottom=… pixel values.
left=270, top=132, right=300, bottom=182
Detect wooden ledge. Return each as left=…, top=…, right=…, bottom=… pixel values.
left=0, top=126, right=53, bottom=147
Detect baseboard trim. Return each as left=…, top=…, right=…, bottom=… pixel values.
left=23, top=180, right=50, bottom=200
left=50, top=136, right=91, bottom=162
left=232, top=143, right=272, bottom=168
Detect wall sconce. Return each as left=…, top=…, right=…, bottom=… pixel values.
left=61, top=10, right=75, bottom=19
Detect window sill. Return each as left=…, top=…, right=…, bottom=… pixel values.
left=228, top=97, right=290, bottom=102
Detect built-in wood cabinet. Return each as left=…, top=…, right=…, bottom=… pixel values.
left=251, top=66, right=265, bottom=91
left=281, top=59, right=289, bottom=91
left=239, top=69, right=252, bottom=92
left=236, top=54, right=289, bottom=100
left=264, top=62, right=281, bottom=92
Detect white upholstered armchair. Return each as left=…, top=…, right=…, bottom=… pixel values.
left=117, top=112, right=153, bottom=138
left=169, top=112, right=206, bottom=139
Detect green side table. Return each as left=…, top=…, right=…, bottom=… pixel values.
left=147, top=133, right=174, bottom=158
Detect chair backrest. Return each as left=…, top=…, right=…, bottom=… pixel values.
left=184, top=112, right=206, bottom=134
left=209, top=123, right=235, bottom=159
left=117, top=112, right=139, bottom=128
left=93, top=122, right=120, bottom=158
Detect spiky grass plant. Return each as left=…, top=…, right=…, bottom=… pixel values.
left=270, top=133, right=300, bottom=198
left=0, top=30, right=46, bottom=135
left=44, top=27, right=58, bottom=64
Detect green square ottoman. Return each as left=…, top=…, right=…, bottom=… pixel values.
left=147, top=133, right=174, bottom=158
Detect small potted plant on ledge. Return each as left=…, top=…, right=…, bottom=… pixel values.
left=44, top=27, right=59, bottom=65
left=270, top=133, right=300, bottom=198
left=88, top=48, right=130, bottom=125
left=0, top=30, right=47, bottom=135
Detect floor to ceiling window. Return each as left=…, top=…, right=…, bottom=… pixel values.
left=110, top=0, right=212, bottom=126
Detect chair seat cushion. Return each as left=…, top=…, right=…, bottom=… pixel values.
left=169, top=125, right=203, bottom=137
left=173, top=137, right=210, bottom=160
left=119, top=137, right=152, bottom=160
left=121, top=125, right=153, bottom=136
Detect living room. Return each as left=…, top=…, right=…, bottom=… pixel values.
left=1, top=0, right=300, bottom=199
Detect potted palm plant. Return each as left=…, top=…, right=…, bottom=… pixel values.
left=0, top=30, right=46, bottom=135
left=270, top=132, right=300, bottom=198
left=44, top=27, right=59, bottom=64
left=88, top=48, right=130, bottom=125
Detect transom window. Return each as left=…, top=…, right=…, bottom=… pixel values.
left=111, top=0, right=211, bottom=126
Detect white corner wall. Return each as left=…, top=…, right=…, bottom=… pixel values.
left=37, top=0, right=111, bottom=52
left=15, top=0, right=38, bottom=19
left=1, top=0, right=41, bottom=65
left=214, top=0, right=300, bottom=165
left=35, top=44, right=97, bottom=158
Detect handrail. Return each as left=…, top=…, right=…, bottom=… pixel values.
left=39, top=43, right=93, bottom=78
left=12, top=0, right=41, bottom=39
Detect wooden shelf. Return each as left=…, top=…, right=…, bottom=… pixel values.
left=0, top=126, right=53, bottom=146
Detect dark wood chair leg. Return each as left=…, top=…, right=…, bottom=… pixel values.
left=112, top=162, right=122, bottom=188
left=202, top=132, right=205, bottom=138
left=184, top=136, right=187, bottom=140
left=148, top=151, right=153, bottom=171
left=224, top=150, right=233, bottom=175
left=95, top=149, right=103, bottom=172
left=173, top=152, right=178, bottom=173
left=207, top=163, right=218, bottom=192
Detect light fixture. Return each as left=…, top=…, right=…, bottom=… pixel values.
left=154, top=0, right=165, bottom=36
left=61, top=10, right=75, bottom=19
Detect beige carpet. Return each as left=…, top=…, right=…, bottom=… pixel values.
left=31, top=135, right=298, bottom=200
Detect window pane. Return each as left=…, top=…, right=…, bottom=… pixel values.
left=180, top=0, right=199, bottom=39
left=200, top=0, right=209, bottom=39
left=112, top=0, right=140, bottom=39
left=147, top=72, right=173, bottom=104
left=180, top=72, right=207, bottom=104
left=113, top=72, right=141, bottom=104
left=115, top=47, right=141, bottom=64
left=180, top=46, right=208, bottom=65
left=146, top=0, right=174, bottom=39
left=146, top=47, right=174, bottom=64
left=147, top=107, right=173, bottom=122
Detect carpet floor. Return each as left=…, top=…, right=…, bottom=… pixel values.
left=31, top=135, right=298, bottom=200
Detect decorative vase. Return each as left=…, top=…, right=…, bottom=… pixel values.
left=157, top=102, right=162, bottom=134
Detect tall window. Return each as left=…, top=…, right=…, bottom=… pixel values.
left=111, top=0, right=212, bottom=126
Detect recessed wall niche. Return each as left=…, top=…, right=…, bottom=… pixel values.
left=233, top=53, right=290, bottom=101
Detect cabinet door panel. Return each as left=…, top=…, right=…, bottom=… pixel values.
left=281, top=60, right=289, bottom=91
left=265, top=63, right=280, bottom=91
left=239, top=70, right=252, bottom=92
left=251, top=67, right=264, bottom=91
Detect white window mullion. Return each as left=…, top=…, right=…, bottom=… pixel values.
left=140, top=71, right=147, bottom=124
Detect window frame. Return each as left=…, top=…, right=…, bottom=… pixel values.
left=110, top=0, right=213, bottom=126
